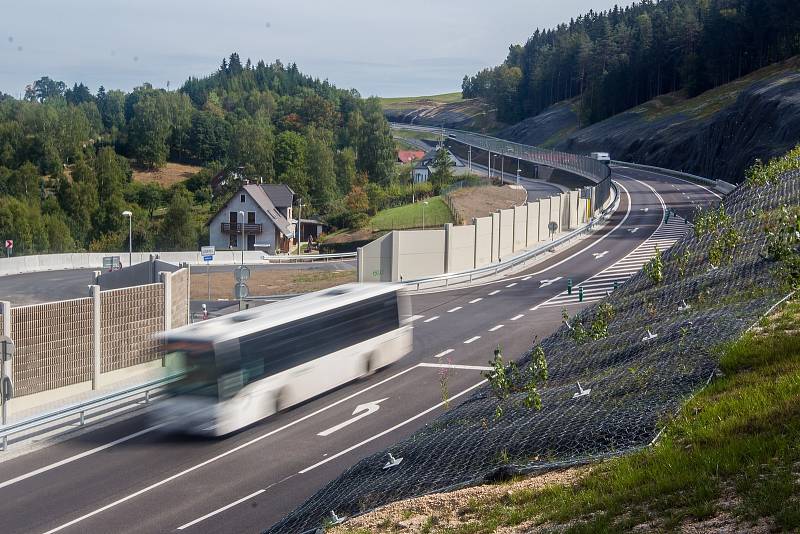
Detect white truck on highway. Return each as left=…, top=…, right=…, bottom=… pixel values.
left=590, top=152, right=611, bottom=163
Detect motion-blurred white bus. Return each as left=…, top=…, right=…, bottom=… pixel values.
left=151, top=284, right=412, bottom=436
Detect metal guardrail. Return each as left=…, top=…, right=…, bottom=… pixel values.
left=0, top=374, right=181, bottom=451
left=400, top=181, right=620, bottom=292
left=262, top=252, right=357, bottom=263
left=611, top=160, right=736, bottom=193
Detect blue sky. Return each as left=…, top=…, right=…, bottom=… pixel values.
left=1, top=0, right=630, bottom=97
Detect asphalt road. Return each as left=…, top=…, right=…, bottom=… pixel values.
left=0, top=169, right=721, bottom=534
left=0, top=262, right=356, bottom=306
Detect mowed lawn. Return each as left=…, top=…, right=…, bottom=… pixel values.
left=370, top=197, right=453, bottom=231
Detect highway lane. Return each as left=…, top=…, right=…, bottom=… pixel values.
left=0, top=171, right=721, bottom=534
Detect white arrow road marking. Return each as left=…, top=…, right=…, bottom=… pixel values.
left=629, top=228, right=639, bottom=233
left=423, top=316, right=440, bottom=323
left=592, top=251, right=608, bottom=259
left=434, top=349, right=454, bottom=359
left=317, top=398, right=389, bottom=437
left=539, top=276, right=562, bottom=287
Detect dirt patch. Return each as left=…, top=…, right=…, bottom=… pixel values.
left=191, top=269, right=356, bottom=299
left=132, top=162, right=203, bottom=186
left=448, top=185, right=527, bottom=223
left=330, top=466, right=588, bottom=534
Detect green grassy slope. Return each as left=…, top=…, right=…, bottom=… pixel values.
left=370, top=197, right=453, bottom=231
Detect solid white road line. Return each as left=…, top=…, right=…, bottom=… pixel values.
left=488, top=290, right=501, bottom=296
left=530, top=180, right=633, bottom=276
left=468, top=298, right=483, bottom=304
left=176, top=489, right=266, bottom=530
left=447, top=306, right=462, bottom=313
left=433, top=349, right=454, bottom=359
left=423, top=316, right=440, bottom=323
left=0, top=424, right=167, bottom=491
left=39, top=364, right=427, bottom=533
left=489, top=325, right=504, bottom=332
left=510, top=314, right=524, bottom=321
left=298, top=380, right=486, bottom=474
left=419, top=363, right=493, bottom=371
left=463, top=336, right=481, bottom=344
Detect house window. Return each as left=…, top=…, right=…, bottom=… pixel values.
left=230, top=233, right=237, bottom=248
left=240, top=194, right=246, bottom=203
left=247, top=212, right=256, bottom=224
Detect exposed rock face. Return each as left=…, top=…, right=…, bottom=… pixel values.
left=383, top=99, right=501, bottom=132
left=496, top=100, right=580, bottom=149
left=553, top=69, right=800, bottom=183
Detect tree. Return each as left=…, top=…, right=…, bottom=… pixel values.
left=356, top=98, right=395, bottom=186
left=24, top=77, right=66, bottom=103
left=128, top=96, right=170, bottom=167
left=227, top=114, right=274, bottom=178
left=430, top=147, right=454, bottom=193
left=157, top=189, right=197, bottom=250
left=305, top=128, right=337, bottom=210
left=335, top=147, right=357, bottom=196
left=274, top=131, right=306, bottom=177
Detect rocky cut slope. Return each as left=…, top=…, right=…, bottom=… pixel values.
left=498, top=57, right=800, bottom=184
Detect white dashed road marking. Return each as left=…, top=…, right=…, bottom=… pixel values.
left=423, top=316, right=439, bottom=323
left=434, top=349, right=454, bottom=359
left=488, top=290, right=501, bottom=296
left=489, top=325, right=504, bottom=332
left=468, top=298, right=483, bottom=304
left=463, top=336, right=481, bottom=344
left=510, top=314, right=524, bottom=321
left=448, top=307, right=462, bottom=313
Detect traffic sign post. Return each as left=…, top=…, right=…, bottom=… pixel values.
left=0, top=335, right=14, bottom=451
left=200, top=246, right=215, bottom=301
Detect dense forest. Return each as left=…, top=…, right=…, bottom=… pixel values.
left=462, top=0, right=800, bottom=124
left=0, top=53, right=397, bottom=254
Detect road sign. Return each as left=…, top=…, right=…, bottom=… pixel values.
left=235, top=266, right=250, bottom=282
left=203, top=255, right=214, bottom=262
left=234, top=282, right=249, bottom=299
left=201, top=246, right=215, bottom=257
left=4, top=240, right=12, bottom=249
left=1, top=376, right=13, bottom=401
left=317, top=398, right=389, bottom=436
left=0, top=335, right=13, bottom=362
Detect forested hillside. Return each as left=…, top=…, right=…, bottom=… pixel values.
left=462, top=0, right=800, bottom=125
left=0, top=53, right=396, bottom=254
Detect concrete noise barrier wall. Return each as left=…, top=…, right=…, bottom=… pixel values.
left=357, top=184, right=607, bottom=283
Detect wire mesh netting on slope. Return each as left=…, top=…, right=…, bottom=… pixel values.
left=265, top=171, right=800, bottom=533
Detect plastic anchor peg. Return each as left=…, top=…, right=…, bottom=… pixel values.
left=383, top=453, right=404, bottom=470
left=572, top=381, right=591, bottom=399
left=329, top=511, right=346, bottom=525
left=642, top=329, right=658, bottom=342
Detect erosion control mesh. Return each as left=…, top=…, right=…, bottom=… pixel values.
left=266, top=172, right=800, bottom=533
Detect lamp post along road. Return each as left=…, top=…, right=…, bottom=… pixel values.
left=422, top=200, right=429, bottom=230
left=122, top=210, right=132, bottom=266
left=296, top=199, right=304, bottom=255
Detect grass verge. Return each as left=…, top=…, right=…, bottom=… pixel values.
left=334, top=297, right=800, bottom=533
left=370, top=197, right=453, bottom=231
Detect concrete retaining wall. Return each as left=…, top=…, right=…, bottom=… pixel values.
left=396, top=230, right=446, bottom=280
left=474, top=216, right=493, bottom=268
left=498, top=209, right=514, bottom=259
left=446, top=224, right=476, bottom=273
left=513, top=205, right=527, bottom=252
left=526, top=201, right=540, bottom=246
left=357, top=233, right=394, bottom=282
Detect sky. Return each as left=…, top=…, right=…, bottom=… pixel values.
left=1, top=0, right=630, bottom=98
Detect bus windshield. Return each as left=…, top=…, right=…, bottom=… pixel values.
left=165, top=344, right=218, bottom=398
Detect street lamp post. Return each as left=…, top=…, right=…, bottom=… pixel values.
left=422, top=200, right=429, bottom=230
left=493, top=154, right=500, bottom=181
left=296, top=199, right=304, bottom=255
left=487, top=150, right=492, bottom=179
left=238, top=210, right=245, bottom=267
left=516, top=167, right=522, bottom=185
left=121, top=210, right=132, bottom=267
